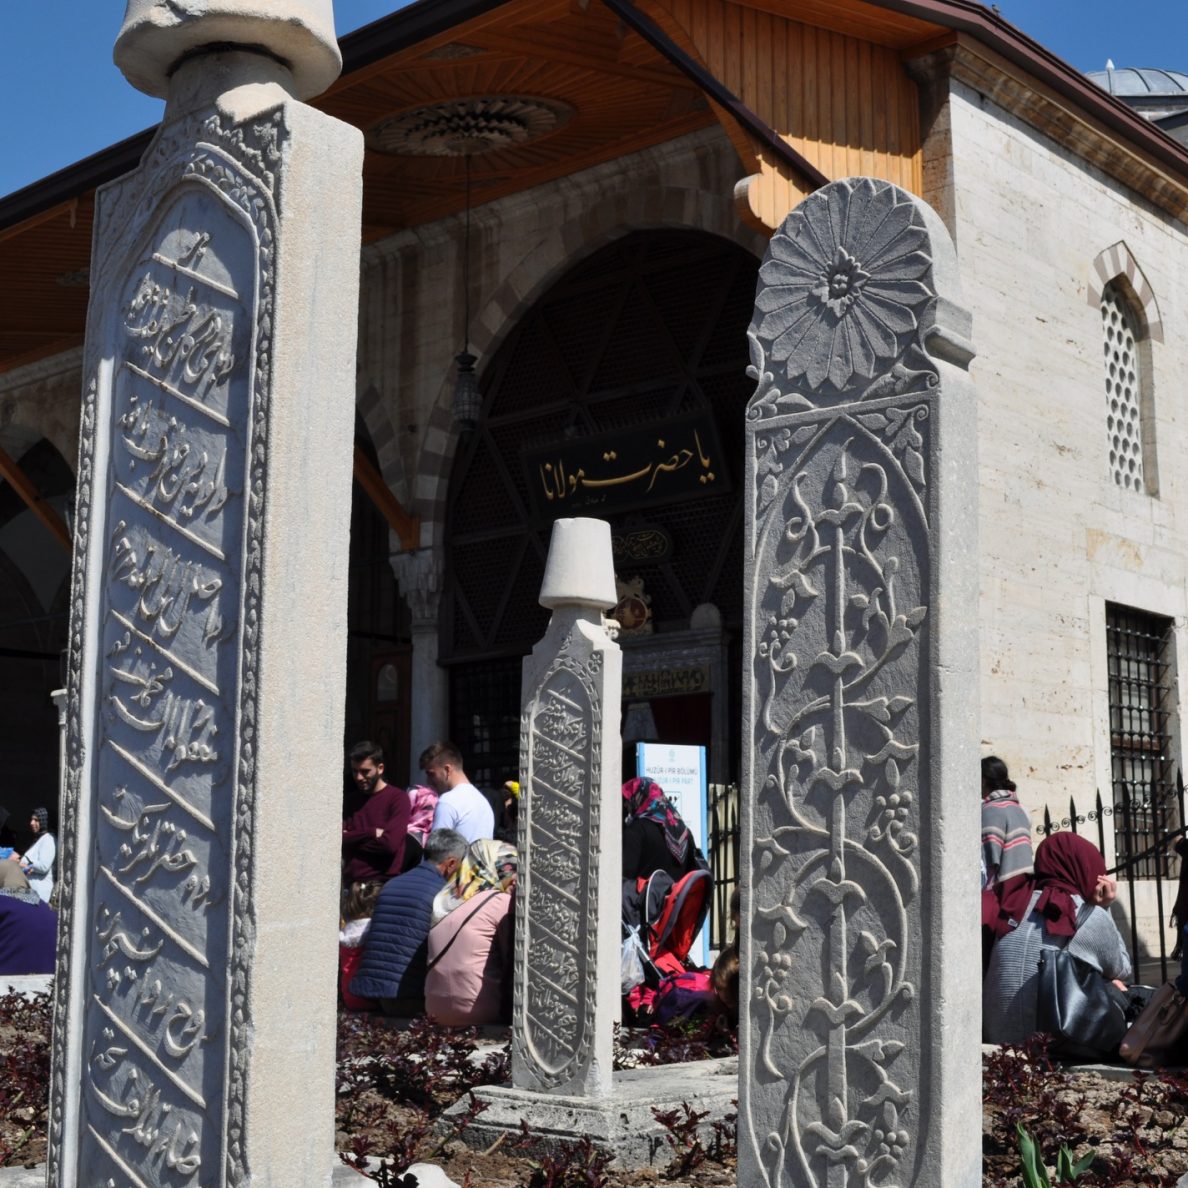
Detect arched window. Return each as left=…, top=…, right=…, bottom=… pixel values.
left=1091, top=243, right=1161, bottom=495
left=1101, top=279, right=1154, bottom=493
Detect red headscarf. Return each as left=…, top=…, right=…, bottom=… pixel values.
left=1032, top=833, right=1107, bottom=938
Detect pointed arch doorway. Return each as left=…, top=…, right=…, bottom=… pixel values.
left=442, top=228, right=759, bottom=787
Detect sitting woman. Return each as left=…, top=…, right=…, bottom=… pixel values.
left=984, top=832, right=1130, bottom=1046
left=424, top=838, right=517, bottom=1027
left=622, top=777, right=706, bottom=883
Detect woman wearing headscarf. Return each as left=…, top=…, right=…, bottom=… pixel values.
left=16, top=807, right=55, bottom=905
left=424, top=838, right=517, bottom=1026
left=983, top=832, right=1130, bottom=1045
left=622, top=777, right=706, bottom=883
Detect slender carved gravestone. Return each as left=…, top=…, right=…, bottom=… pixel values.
left=740, top=177, right=980, bottom=1187
left=444, top=517, right=737, bottom=1161
left=49, top=4, right=363, bottom=1186
left=513, top=516, right=622, bottom=1097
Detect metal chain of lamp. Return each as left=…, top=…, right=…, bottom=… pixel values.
left=452, top=153, right=481, bottom=433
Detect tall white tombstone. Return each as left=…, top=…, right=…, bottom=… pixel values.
left=513, top=516, right=622, bottom=1097
left=740, top=177, right=980, bottom=1186
left=48, top=4, right=363, bottom=1185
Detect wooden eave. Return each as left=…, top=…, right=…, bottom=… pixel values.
left=4, top=0, right=1188, bottom=377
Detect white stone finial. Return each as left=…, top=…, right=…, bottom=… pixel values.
left=115, top=0, right=342, bottom=101
left=539, top=518, right=617, bottom=611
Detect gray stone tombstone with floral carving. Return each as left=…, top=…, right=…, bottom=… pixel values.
left=740, top=177, right=980, bottom=1187
left=49, top=4, right=363, bottom=1186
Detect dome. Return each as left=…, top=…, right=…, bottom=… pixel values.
left=1087, top=67, right=1188, bottom=97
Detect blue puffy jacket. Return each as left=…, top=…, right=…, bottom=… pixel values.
left=349, top=862, right=445, bottom=1002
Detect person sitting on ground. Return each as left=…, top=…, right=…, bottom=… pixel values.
left=348, top=828, right=467, bottom=1016
left=0, top=861, right=39, bottom=905
left=622, top=776, right=707, bottom=883
left=341, top=741, right=412, bottom=885
left=339, top=880, right=383, bottom=1012
left=425, top=839, right=518, bottom=1027
left=981, top=755, right=1034, bottom=890
left=493, top=779, right=520, bottom=845
left=711, top=887, right=742, bottom=1021
left=14, top=807, right=55, bottom=905
left=983, top=832, right=1130, bottom=1046
left=422, top=741, right=494, bottom=844
left=0, top=893, right=56, bottom=976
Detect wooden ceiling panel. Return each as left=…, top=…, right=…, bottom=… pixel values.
left=9, top=0, right=936, bottom=371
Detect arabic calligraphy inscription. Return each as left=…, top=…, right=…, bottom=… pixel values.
left=73, top=179, right=256, bottom=1186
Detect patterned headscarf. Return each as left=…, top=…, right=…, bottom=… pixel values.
left=1033, top=833, right=1107, bottom=938
left=431, top=838, right=517, bottom=925
left=622, top=777, right=691, bottom=866
left=405, top=785, right=438, bottom=842
left=31, top=807, right=48, bottom=832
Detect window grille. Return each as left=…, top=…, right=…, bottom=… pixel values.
left=1106, top=603, right=1178, bottom=878
left=448, top=657, right=523, bottom=790
left=1101, top=281, right=1146, bottom=492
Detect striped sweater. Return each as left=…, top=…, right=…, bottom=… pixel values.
left=981, top=791, right=1034, bottom=887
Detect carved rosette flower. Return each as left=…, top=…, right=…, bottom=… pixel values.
left=752, top=178, right=933, bottom=391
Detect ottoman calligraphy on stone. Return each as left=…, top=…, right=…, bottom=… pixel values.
left=516, top=643, right=604, bottom=1090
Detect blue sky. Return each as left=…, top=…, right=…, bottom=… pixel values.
left=1, top=1, right=1183, bottom=199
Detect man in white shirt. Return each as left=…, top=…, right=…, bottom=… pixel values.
left=421, top=740, right=494, bottom=844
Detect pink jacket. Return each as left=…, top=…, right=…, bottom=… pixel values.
left=424, top=888, right=513, bottom=1027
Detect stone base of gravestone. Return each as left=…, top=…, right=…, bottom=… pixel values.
left=439, top=1057, right=738, bottom=1168
left=0, top=1160, right=371, bottom=1187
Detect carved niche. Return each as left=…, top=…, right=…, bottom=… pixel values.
left=513, top=629, right=604, bottom=1093
left=741, top=177, right=946, bottom=1187
left=50, top=111, right=283, bottom=1188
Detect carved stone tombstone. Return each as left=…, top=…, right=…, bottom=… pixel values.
left=49, top=4, right=363, bottom=1185
left=740, top=177, right=980, bottom=1186
left=513, top=516, right=622, bottom=1097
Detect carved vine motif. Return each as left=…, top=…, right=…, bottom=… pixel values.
left=744, top=178, right=939, bottom=1188
left=514, top=632, right=604, bottom=1092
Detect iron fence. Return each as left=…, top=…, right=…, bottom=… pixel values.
left=1036, top=770, right=1185, bottom=984
left=707, top=781, right=740, bottom=951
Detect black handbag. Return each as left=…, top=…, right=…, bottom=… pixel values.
left=1035, top=947, right=1129, bottom=1061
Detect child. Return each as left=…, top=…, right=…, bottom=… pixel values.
left=339, top=880, right=382, bottom=1011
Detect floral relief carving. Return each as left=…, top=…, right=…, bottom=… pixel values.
left=752, top=177, right=933, bottom=392
left=742, top=178, right=942, bottom=1188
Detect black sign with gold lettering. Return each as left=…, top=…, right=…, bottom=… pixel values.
left=523, top=411, right=730, bottom=518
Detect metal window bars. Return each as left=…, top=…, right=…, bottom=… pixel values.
left=1106, top=603, right=1179, bottom=881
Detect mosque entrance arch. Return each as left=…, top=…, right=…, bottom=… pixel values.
left=0, top=435, right=74, bottom=839
left=442, top=228, right=759, bottom=786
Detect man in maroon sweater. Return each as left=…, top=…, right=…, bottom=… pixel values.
left=341, top=740, right=412, bottom=885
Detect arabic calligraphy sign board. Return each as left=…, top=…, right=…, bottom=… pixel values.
left=524, top=411, right=730, bottom=519
left=622, top=665, right=709, bottom=699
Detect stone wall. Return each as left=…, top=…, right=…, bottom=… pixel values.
left=0, top=347, right=84, bottom=473
left=939, top=82, right=1188, bottom=933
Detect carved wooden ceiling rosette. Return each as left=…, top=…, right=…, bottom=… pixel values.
left=368, top=96, right=573, bottom=157
left=742, top=177, right=940, bottom=1187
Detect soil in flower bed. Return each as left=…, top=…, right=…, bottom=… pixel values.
left=9, top=991, right=1188, bottom=1185
left=982, top=1038, right=1188, bottom=1187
